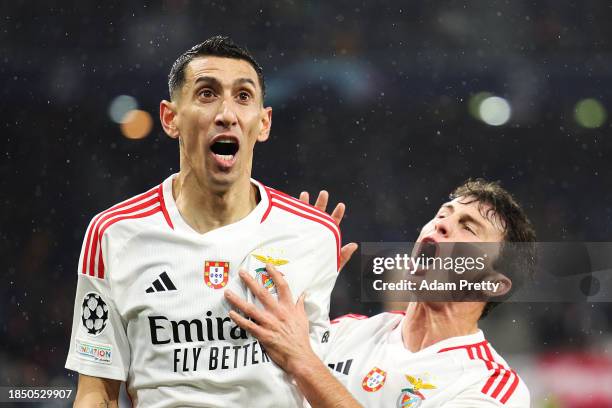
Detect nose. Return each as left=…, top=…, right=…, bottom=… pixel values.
left=214, top=100, right=238, bottom=129
left=434, top=217, right=452, bottom=238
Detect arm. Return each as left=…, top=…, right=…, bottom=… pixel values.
left=225, top=265, right=362, bottom=408
left=74, top=374, right=120, bottom=408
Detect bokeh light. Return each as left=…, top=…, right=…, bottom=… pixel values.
left=574, top=98, right=607, bottom=129
left=478, top=96, right=511, bottom=126
left=468, top=92, right=493, bottom=120
left=120, top=109, right=153, bottom=139
left=108, top=95, right=138, bottom=123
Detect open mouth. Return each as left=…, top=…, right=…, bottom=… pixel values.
left=416, top=239, right=439, bottom=259
left=210, top=137, right=239, bottom=162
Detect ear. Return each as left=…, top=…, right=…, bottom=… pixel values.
left=257, top=107, right=272, bottom=142
left=160, top=100, right=179, bottom=139
left=482, top=272, right=512, bottom=298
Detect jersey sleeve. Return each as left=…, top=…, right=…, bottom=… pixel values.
left=441, top=374, right=530, bottom=408
left=303, top=227, right=340, bottom=359
left=65, top=218, right=131, bottom=381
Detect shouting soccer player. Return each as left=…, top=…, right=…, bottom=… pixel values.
left=226, top=179, right=536, bottom=407
left=66, top=36, right=357, bottom=407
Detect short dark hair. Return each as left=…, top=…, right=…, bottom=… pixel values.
left=168, top=35, right=265, bottom=101
left=450, top=179, right=536, bottom=319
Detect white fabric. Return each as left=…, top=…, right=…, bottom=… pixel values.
left=325, top=313, right=530, bottom=407
left=66, top=174, right=339, bottom=407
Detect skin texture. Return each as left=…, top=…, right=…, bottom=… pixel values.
left=73, top=374, right=120, bottom=407
left=160, top=56, right=272, bottom=234
left=225, top=193, right=512, bottom=408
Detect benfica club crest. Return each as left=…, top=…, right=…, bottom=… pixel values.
left=251, top=253, right=288, bottom=294
left=362, top=367, right=387, bottom=392
left=396, top=374, right=436, bottom=408
left=204, top=261, right=229, bottom=289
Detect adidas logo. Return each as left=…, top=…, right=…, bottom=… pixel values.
left=328, top=359, right=353, bottom=375
left=146, top=272, right=177, bottom=293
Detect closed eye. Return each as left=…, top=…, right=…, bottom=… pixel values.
left=463, top=224, right=477, bottom=235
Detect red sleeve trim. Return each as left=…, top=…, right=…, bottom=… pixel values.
left=269, top=200, right=341, bottom=270
left=439, top=341, right=520, bottom=404
left=267, top=188, right=339, bottom=227
left=82, top=186, right=164, bottom=279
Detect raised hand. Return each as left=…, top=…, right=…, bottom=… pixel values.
left=299, top=190, right=358, bottom=271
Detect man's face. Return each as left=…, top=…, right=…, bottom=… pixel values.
left=165, top=56, right=271, bottom=188
left=408, top=196, right=509, bottom=300
left=416, top=196, right=505, bottom=244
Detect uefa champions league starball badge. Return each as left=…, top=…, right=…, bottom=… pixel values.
left=81, top=292, right=109, bottom=336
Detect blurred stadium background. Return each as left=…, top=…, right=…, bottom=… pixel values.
left=2, top=1, right=612, bottom=406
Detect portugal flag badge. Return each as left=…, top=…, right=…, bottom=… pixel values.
left=204, top=261, right=229, bottom=289
left=362, top=367, right=387, bottom=392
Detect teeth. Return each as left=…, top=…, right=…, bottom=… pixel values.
left=216, top=139, right=235, bottom=144
left=215, top=154, right=234, bottom=161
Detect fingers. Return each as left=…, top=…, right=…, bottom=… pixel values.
left=266, top=264, right=293, bottom=305
left=237, top=269, right=279, bottom=312
left=296, top=292, right=306, bottom=312
left=330, top=202, right=345, bottom=226
left=225, top=289, right=270, bottom=325
left=228, top=310, right=265, bottom=338
left=299, top=191, right=310, bottom=204
left=339, top=242, right=359, bottom=271
left=314, top=190, right=329, bottom=212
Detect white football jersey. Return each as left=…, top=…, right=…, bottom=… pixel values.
left=325, top=313, right=529, bottom=407
left=65, top=174, right=340, bottom=407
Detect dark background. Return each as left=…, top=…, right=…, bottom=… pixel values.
left=2, top=1, right=611, bottom=406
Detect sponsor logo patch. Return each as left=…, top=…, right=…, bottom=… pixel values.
left=75, top=339, right=112, bottom=364
left=81, top=292, right=109, bottom=336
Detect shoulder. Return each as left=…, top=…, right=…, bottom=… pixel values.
left=446, top=375, right=529, bottom=407
left=260, top=184, right=339, bottom=234
left=438, top=339, right=529, bottom=407
left=330, top=311, right=404, bottom=340
left=80, top=182, right=172, bottom=278
left=259, top=183, right=341, bottom=264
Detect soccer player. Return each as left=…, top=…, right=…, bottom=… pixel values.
left=66, top=36, right=356, bottom=407
left=225, top=179, right=536, bottom=407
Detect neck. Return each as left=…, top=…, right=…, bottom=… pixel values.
left=172, top=170, right=258, bottom=234
left=401, top=302, right=481, bottom=352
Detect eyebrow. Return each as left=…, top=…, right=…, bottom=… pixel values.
left=439, top=203, right=486, bottom=234
left=193, top=76, right=257, bottom=89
